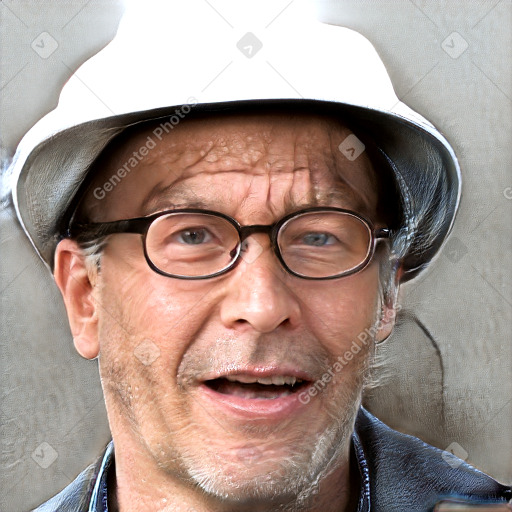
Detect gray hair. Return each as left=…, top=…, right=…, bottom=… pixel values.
left=80, top=237, right=107, bottom=271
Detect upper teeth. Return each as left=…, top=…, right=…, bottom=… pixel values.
left=225, top=375, right=301, bottom=386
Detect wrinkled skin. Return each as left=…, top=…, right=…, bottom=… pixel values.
left=54, top=113, right=397, bottom=512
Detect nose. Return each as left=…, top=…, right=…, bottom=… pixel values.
left=219, top=236, right=301, bottom=333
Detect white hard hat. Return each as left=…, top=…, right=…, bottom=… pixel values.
left=10, top=0, right=460, bottom=281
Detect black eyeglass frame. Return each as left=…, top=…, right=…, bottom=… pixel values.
left=68, top=207, right=391, bottom=280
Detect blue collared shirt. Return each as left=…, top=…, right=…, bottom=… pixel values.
left=88, top=441, right=114, bottom=512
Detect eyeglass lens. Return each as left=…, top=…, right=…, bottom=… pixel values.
left=145, top=211, right=372, bottom=279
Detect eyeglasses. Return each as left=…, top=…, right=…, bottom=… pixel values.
left=69, top=207, right=390, bottom=280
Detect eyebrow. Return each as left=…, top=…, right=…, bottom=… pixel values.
left=283, top=189, right=367, bottom=214
left=141, top=183, right=210, bottom=215
left=141, top=183, right=369, bottom=222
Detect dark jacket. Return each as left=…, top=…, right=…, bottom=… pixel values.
left=33, top=408, right=511, bottom=511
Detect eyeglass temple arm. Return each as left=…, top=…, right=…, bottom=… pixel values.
left=67, top=218, right=150, bottom=241
left=375, top=228, right=391, bottom=239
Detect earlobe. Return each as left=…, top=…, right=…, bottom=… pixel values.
left=375, top=265, right=402, bottom=343
left=54, top=239, right=100, bottom=359
left=375, top=303, right=397, bottom=343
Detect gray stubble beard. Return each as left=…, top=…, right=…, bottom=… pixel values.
left=182, top=376, right=366, bottom=512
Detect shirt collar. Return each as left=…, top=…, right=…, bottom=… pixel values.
left=89, top=441, right=114, bottom=512
left=352, top=428, right=372, bottom=511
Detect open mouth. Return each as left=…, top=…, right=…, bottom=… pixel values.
left=204, top=375, right=309, bottom=400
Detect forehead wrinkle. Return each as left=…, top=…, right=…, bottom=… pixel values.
left=282, top=136, right=315, bottom=209
left=93, top=113, right=379, bottom=224
left=283, top=128, right=344, bottom=207
left=278, top=136, right=370, bottom=215
left=140, top=135, right=249, bottom=215
left=141, top=167, right=264, bottom=215
left=328, top=129, right=377, bottom=218
left=143, top=161, right=371, bottom=219
left=190, top=127, right=269, bottom=169
left=264, top=133, right=336, bottom=217
left=141, top=131, right=274, bottom=215
left=157, top=175, right=361, bottom=221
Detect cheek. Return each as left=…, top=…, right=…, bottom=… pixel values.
left=294, top=269, right=381, bottom=412
left=94, top=260, right=221, bottom=444
left=299, top=266, right=380, bottom=355
left=96, top=248, right=220, bottom=377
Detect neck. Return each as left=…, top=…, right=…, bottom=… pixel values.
left=107, top=431, right=360, bottom=512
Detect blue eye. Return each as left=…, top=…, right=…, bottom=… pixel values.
left=302, top=233, right=337, bottom=246
left=178, top=228, right=212, bottom=245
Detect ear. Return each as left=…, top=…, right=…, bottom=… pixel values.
left=54, top=239, right=100, bottom=359
left=375, top=302, right=397, bottom=343
left=375, top=262, right=402, bottom=343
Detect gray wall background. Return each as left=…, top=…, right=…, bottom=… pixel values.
left=1, top=1, right=510, bottom=510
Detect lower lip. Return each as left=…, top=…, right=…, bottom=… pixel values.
left=198, top=383, right=311, bottom=420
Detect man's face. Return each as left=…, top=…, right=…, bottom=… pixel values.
left=74, top=113, right=391, bottom=505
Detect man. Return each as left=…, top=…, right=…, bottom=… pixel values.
left=9, top=2, right=511, bottom=511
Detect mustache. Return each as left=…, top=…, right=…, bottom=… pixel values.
left=177, top=334, right=335, bottom=386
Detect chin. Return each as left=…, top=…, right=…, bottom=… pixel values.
left=182, top=411, right=355, bottom=510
